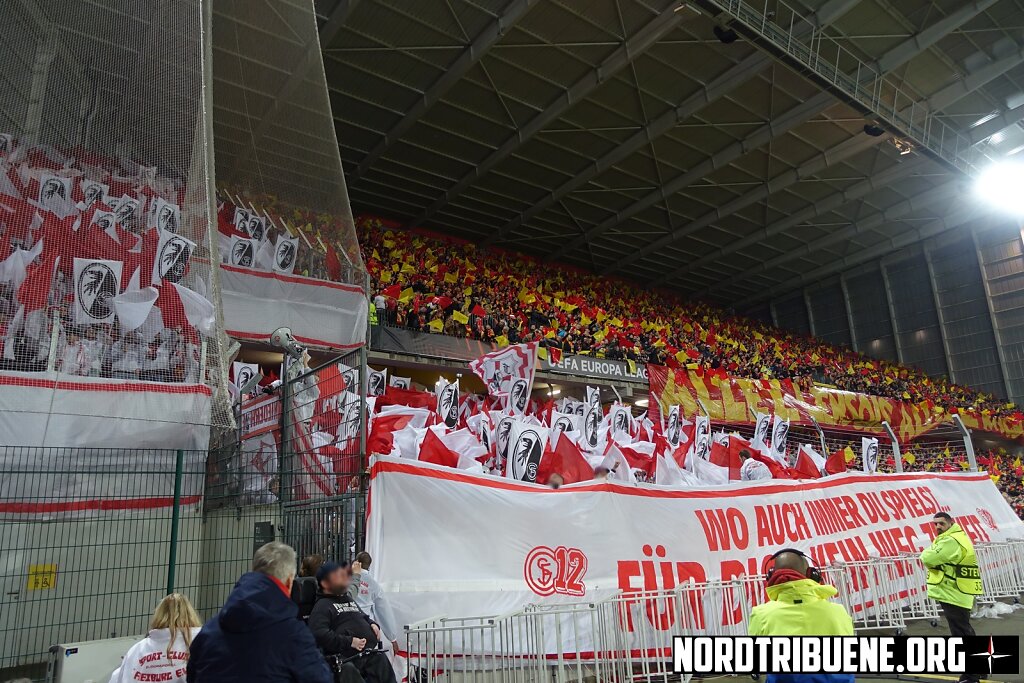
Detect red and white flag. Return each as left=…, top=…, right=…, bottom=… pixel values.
left=468, top=342, right=537, bottom=416
left=792, top=444, right=824, bottom=479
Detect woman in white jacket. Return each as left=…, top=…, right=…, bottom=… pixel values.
left=109, top=593, right=202, bottom=683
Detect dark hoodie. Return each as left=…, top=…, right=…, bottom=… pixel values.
left=186, top=572, right=332, bottom=683
left=309, top=589, right=379, bottom=656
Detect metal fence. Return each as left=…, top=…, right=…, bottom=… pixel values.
left=404, top=541, right=1024, bottom=683
left=0, top=348, right=371, bottom=679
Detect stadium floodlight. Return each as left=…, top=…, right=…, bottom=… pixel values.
left=975, top=160, right=1024, bottom=215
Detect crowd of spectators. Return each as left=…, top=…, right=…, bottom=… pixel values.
left=0, top=140, right=210, bottom=383
left=357, top=216, right=1021, bottom=421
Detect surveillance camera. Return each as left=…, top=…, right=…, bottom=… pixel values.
left=270, top=326, right=305, bottom=359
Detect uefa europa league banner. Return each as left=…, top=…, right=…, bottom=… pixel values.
left=647, top=365, right=1024, bottom=442
left=367, top=457, right=1024, bottom=652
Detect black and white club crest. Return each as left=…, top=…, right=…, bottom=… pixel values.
left=612, top=408, right=629, bottom=433
left=81, top=180, right=107, bottom=207
left=156, top=202, right=178, bottom=233
left=865, top=440, right=879, bottom=471
left=114, top=196, right=139, bottom=224
left=275, top=240, right=295, bottom=270
left=439, top=383, right=459, bottom=428
left=495, top=416, right=514, bottom=459
left=695, top=420, right=710, bottom=458
left=344, top=401, right=361, bottom=440
left=92, top=211, right=116, bottom=232
left=234, top=208, right=250, bottom=232
left=772, top=421, right=789, bottom=449
left=341, top=369, right=357, bottom=393
left=236, top=365, right=255, bottom=389
left=391, top=377, right=410, bottom=390
left=159, top=235, right=191, bottom=283
left=575, top=402, right=585, bottom=416
left=248, top=216, right=266, bottom=242
left=77, top=262, right=118, bottom=320
left=39, top=176, right=69, bottom=204
left=510, top=378, right=529, bottom=412
left=231, top=239, right=254, bottom=267
left=754, top=415, right=770, bottom=445
left=511, top=429, right=543, bottom=481
left=666, top=410, right=681, bottom=446
left=584, top=407, right=600, bottom=447
left=368, top=372, right=385, bottom=396
left=553, top=415, right=573, bottom=433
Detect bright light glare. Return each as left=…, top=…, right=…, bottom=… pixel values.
left=975, top=161, right=1024, bottom=215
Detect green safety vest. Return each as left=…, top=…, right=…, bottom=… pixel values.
left=926, top=526, right=983, bottom=597
left=369, top=301, right=378, bottom=325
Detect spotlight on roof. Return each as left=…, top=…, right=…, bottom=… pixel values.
left=975, top=160, right=1024, bottom=215
left=713, top=24, right=738, bottom=44
left=892, top=138, right=915, bottom=155
left=863, top=122, right=886, bottom=137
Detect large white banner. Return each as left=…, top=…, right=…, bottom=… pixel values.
left=0, top=371, right=211, bottom=450
left=219, top=265, right=367, bottom=351
left=367, top=457, right=1024, bottom=642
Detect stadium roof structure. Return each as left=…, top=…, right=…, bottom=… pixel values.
left=316, top=0, right=1024, bottom=309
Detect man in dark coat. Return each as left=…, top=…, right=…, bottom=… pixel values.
left=187, top=542, right=332, bottom=683
left=309, top=561, right=397, bottom=683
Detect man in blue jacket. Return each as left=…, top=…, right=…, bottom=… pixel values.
left=187, top=541, right=333, bottom=683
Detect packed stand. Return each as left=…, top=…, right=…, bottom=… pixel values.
left=0, top=136, right=215, bottom=383
left=215, top=190, right=363, bottom=285
left=358, top=216, right=1021, bottom=421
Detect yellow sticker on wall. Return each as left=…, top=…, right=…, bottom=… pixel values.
left=27, top=564, right=57, bottom=591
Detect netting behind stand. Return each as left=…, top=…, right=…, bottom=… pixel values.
left=0, top=0, right=232, bottom=430
left=210, top=0, right=365, bottom=289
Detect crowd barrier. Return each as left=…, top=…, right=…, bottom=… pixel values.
left=403, top=542, right=1024, bottom=682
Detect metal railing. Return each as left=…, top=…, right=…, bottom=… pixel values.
left=698, top=0, right=995, bottom=176
left=404, top=543, right=1024, bottom=681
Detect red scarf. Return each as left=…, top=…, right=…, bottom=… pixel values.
left=269, top=575, right=292, bottom=598
left=767, top=569, right=807, bottom=588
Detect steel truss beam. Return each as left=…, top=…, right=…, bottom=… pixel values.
left=549, top=0, right=992, bottom=267
left=700, top=104, right=1024, bottom=299
left=657, top=48, right=1024, bottom=286
left=408, top=3, right=683, bottom=229
left=352, top=0, right=539, bottom=181
left=485, top=0, right=864, bottom=248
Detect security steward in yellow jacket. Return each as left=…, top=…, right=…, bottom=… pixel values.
left=920, top=512, right=983, bottom=683
left=749, top=549, right=854, bottom=683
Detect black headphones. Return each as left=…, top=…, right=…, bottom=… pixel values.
left=764, top=548, right=822, bottom=584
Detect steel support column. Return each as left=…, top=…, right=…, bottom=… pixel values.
left=839, top=274, right=859, bottom=353
left=879, top=262, right=905, bottom=365
left=923, top=243, right=957, bottom=383
left=972, top=230, right=1014, bottom=400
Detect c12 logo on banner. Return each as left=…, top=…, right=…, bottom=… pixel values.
left=524, top=546, right=588, bottom=597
